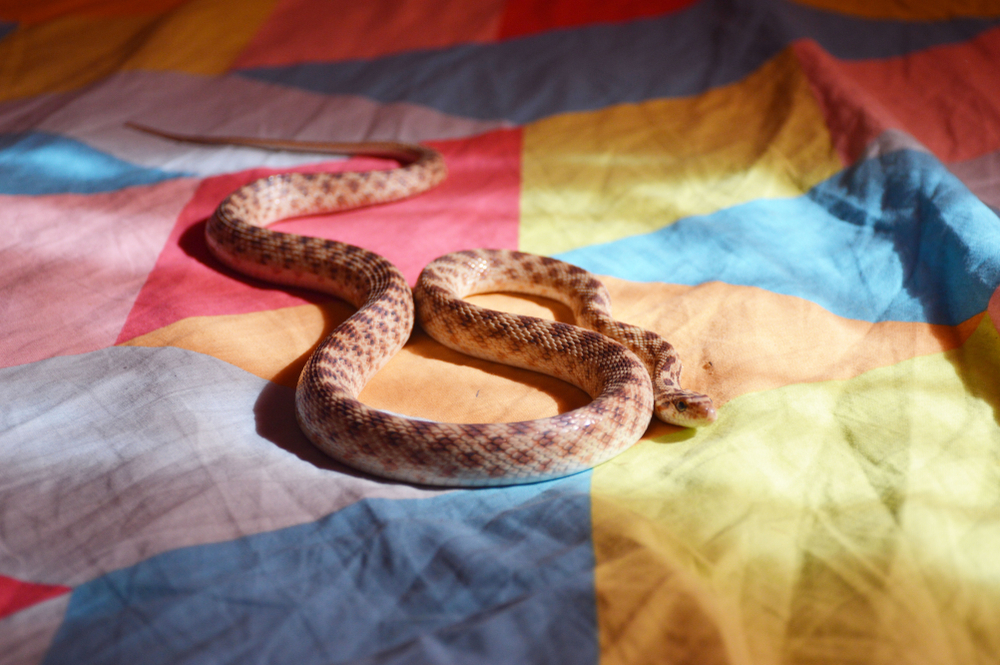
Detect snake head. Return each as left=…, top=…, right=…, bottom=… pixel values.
left=654, top=391, right=717, bottom=428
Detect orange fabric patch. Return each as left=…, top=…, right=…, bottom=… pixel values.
left=124, top=275, right=980, bottom=430
left=600, top=277, right=981, bottom=417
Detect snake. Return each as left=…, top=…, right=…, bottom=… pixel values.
left=128, top=123, right=717, bottom=487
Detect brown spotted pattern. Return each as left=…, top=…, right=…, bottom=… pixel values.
left=154, top=125, right=716, bottom=486
left=416, top=249, right=716, bottom=434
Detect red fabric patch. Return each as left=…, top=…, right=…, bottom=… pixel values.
left=795, top=26, right=1000, bottom=164
left=231, top=0, right=505, bottom=69
left=0, top=574, right=71, bottom=620
left=116, top=128, right=522, bottom=343
left=498, top=0, right=697, bottom=39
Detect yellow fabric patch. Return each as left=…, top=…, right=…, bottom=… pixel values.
left=788, top=0, right=1000, bottom=20
left=0, top=0, right=276, bottom=102
left=121, top=0, right=276, bottom=74
left=519, top=48, right=842, bottom=256
left=591, top=315, right=1000, bottom=664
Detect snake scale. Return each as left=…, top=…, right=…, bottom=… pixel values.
left=130, top=123, right=716, bottom=486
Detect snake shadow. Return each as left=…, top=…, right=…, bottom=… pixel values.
left=251, top=303, right=434, bottom=484
left=179, top=218, right=337, bottom=308
left=178, top=219, right=370, bottom=475
left=182, top=220, right=664, bottom=471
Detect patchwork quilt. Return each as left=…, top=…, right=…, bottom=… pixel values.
left=2, top=1, right=1000, bottom=663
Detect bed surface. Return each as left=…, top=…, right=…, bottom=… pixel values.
left=2, top=1, right=1000, bottom=663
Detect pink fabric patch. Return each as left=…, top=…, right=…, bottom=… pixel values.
left=117, top=128, right=522, bottom=343
left=0, top=575, right=70, bottom=620
left=1, top=179, right=199, bottom=368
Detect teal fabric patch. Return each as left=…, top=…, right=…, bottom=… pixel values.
left=45, top=476, right=597, bottom=664
left=0, top=132, right=186, bottom=195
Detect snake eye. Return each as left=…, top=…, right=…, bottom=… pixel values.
left=676, top=401, right=688, bottom=412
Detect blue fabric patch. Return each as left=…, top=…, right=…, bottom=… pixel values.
left=0, top=132, right=186, bottom=195
left=0, top=21, right=15, bottom=41
left=44, top=475, right=598, bottom=665
left=237, top=0, right=999, bottom=124
left=771, top=0, right=998, bottom=60
left=559, top=150, right=1000, bottom=326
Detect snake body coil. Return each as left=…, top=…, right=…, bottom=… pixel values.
left=132, top=124, right=716, bottom=486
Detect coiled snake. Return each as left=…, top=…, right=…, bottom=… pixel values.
left=130, top=124, right=717, bottom=486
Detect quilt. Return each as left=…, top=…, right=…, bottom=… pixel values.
left=2, top=1, right=1000, bottom=663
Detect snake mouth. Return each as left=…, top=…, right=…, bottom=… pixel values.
left=655, top=397, right=718, bottom=428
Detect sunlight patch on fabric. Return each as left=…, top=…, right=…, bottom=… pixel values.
left=594, top=277, right=983, bottom=414
left=590, top=315, right=1000, bottom=663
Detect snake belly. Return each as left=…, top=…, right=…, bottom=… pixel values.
left=187, top=134, right=713, bottom=486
